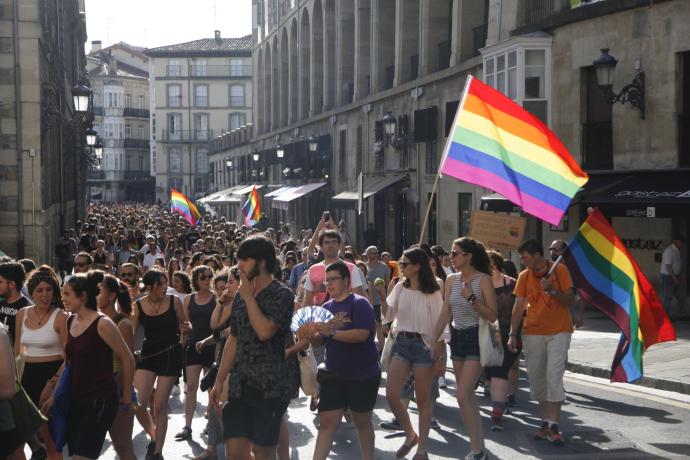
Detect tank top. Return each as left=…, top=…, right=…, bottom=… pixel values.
left=93, top=251, right=108, bottom=265
left=136, top=296, right=179, bottom=356
left=21, top=308, right=63, bottom=358
left=448, top=273, right=485, bottom=330
left=65, top=315, right=117, bottom=402
left=188, top=293, right=215, bottom=343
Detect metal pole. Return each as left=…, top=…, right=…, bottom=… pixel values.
left=13, top=0, right=25, bottom=258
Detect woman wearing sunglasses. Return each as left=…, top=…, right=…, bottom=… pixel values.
left=383, top=248, right=446, bottom=460
left=175, top=265, right=217, bottom=442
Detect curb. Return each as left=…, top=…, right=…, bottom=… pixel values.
left=566, top=361, right=690, bottom=395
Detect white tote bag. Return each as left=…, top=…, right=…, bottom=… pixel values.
left=380, top=333, right=397, bottom=372
left=478, top=317, right=504, bottom=368
left=298, top=347, right=319, bottom=396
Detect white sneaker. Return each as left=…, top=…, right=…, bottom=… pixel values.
left=171, top=384, right=181, bottom=396
left=438, top=376, right=447, bottom=389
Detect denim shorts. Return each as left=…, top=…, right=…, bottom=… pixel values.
left=450, top=326, right=480, bottom=362
left=392, top=334, right=434, bottom=368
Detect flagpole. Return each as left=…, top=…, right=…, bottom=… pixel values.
left=418, top=75, right=474, bottom=245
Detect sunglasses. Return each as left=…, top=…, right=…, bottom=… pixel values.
left=399, top=261, right=411, bottom=268
left=450, top=250, right=469, bottom=257
left=198, top=273, right=213, bottom=281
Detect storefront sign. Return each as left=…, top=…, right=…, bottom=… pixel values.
left=468, top=210, right=527, bottom=250
left=622, top=238, right=663, bottom=250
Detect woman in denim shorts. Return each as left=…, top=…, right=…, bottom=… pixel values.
left=382, top=248, right=446, bottom=460
left=431, top=238, right=498, bottom=460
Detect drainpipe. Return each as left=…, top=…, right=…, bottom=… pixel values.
left=13, top=0, right=25, bottom=258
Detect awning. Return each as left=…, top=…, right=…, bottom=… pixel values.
left=331, top=174, right=408, bottom=202
left=574, top=170, right=690, bottom=217
left=197, top=185, right=244, bottom=204
left=265, top=185, right=296, bottom=198
left=274, top=182, right=327, bottom=203
left=232, top=184, right=265, bottom=196
left=201, top=184, right=264, bottom=205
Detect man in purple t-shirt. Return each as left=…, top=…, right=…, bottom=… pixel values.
left=310, top=261, right=381, bottom=460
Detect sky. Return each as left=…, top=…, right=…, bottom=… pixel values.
left=84, top=0, right=252, bottom=51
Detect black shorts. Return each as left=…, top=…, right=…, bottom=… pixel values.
left=485, top=341, right=521, bottom=380
left=21, top=359, right=63, bottom=405
left=372, top=304, right=382, bottom=322
left=222, top=390, right=288, bottom=447
left=450, top=326, right=480, bottom=361
left=318, top=374, right=381, bottom=413
left=0, top=426, right=22, bottom=458
left=67, top=398, right=118, bottom=458
left=185, top=342, right=215, bottom=368
left=136, top=343, right=182, bottom=377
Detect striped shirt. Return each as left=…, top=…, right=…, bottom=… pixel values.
left=448, top=273, right=485, bottom=330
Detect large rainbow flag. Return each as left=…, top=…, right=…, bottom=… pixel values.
left=241, top=186, right=261, bottom=227
left=562, top=209, right=676, bottom=383
left=170, top=189, right=201, bottom=225
left=440, top=75, right=589, bottom=225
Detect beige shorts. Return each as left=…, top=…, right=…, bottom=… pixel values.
left=522, top=333, right=572, bottom=402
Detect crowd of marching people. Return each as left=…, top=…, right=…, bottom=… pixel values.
left=0, top=202, right=584, bottom=460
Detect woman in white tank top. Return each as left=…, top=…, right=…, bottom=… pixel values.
left=431, top=237, right=497, bottom=460
left=14, top=267, right=68, bottom=459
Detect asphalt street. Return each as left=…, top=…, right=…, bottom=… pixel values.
left=73, top=360, right=690, bottom=460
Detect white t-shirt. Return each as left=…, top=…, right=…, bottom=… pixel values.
left=660, top=244, right=682, bottom=276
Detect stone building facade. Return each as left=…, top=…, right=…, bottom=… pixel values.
left=86, top=41, right=154, bottom=202
left=0, top=0, right=88, bottom=264
left=145, top=32, right=253, bottom=203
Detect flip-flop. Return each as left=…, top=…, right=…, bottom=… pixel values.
left=396, top=434, right=419, bottom=458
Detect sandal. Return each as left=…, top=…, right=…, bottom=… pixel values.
left=310, top=396, right=319, bottom=412
left=174, top=426, right=192, bottom=441
left=396, top=434, right=419, bottom=458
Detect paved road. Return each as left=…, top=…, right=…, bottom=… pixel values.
left=29, top=364, right=690, bottom=460
left=63, top=360, right=690, bottom=460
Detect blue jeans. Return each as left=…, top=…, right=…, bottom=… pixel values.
left=661, top=274, right=687, bottom=317
left=392, top=335, right=434, bottom=368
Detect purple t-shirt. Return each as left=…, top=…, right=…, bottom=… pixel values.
left=323, top=293, right=381, bottom=380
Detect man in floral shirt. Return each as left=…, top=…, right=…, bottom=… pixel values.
left=209, top=236, right=294, bottom=459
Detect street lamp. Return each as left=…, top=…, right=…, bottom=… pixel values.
left=252, top=152, right=260, bottom=162
left=94, top=138, right=104, bottom=159
left=382, top=112, right=397, bottom=137
left=85, top=128, right=97, bottom=147
left=225, top=157, right=233, bottom=168
left=71, top=81, right=92, bottom=113
left=307, top=135, right=318, bottom=153
left=592, top=48, right=645, bottom=119
left=276, top=145, right=284, bottom=158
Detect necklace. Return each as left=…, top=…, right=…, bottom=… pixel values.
left=148, top=296, right=167, bottom=314
left=33, top=306, right=51, bottom=325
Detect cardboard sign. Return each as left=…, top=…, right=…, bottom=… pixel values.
left=468, top=210, right=527, bottom=250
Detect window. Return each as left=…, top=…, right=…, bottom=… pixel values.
left=195, top=175, right=208, bottom=194
left=482, top=37, right=551, bottom=125
left=126, top=155, right=132, bottom=171
left=230, top=59, right=245, bottom=76
left=106, top=92, right=120, bottom=108
left=582, top=66, right=612, bottom=170
left=168, top=176, right=183, bottom=191
left=125, top=94, right=132, bottom=108
left=427, top=193, right=437, bottom=245
left=138, top=95, right=145, bottom=109
left=194, top=113, right=210, bottom=140
left=167, top=59, right=181, bottom=77
left=229, top=85, right=245, bottom=107
left=339, top=129, right=347, bottom=176
left=229, top=112, right=246, bottom=130
left=194, top=85, right=209, bottom=107
left=168, top=147, right=182, bottom=173
left=167, top=114, right=181, bottom=140
left=191, top=60, right=208, bottom=77
left=356, top=126, right=363, bottom=173
left=458, top=193, right=472, bottom=237
left=167, top=85, right=182, bottom=107
left=196, top=148, right=209, bottom=174
left=138, top=154, right=144, bottom=170
left=425, top=141, right=438, bottom=174
left=138, top=125, right=145, bottom=139
left=125, top=124, right=131, bottom=138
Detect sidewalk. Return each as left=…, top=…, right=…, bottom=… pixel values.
left=568, top=310, right=690, bottom=395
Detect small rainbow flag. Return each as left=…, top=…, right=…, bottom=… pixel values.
left=170, top=189, right=201, bottom=225
left=563, top=209, right=676, bottom=383
left=241, top=186, right=261, bottom=227
left=440, top=75, right=589, bottom=225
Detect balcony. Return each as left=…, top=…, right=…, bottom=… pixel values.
left=87, top=170, right=105, bottom=180
left=124, top=170, right=153, bottom=180
left=124, top=138, right=150, bottom=149
left=123, top=108, right=150, bottom=118
left=582, top=121, right=613, bottom=170
left=160, top=129, right=214, bottom=142
left=472, top=23, right=488, bottom=57
left=522, top=0, right=557, bottom=27
left=104, top=138, right=125, bottom=148
left=190, top=64, right=252, bottom=78
left=93, top=106, right=104, bottom=116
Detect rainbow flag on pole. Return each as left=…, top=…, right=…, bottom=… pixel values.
left=563, top=209, right=676, bottom=383
left=170, top=189, right=201, bottom=225
left=440, top=75, right=589, bottom=225
left=241, top=186, right=261, bottom=227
